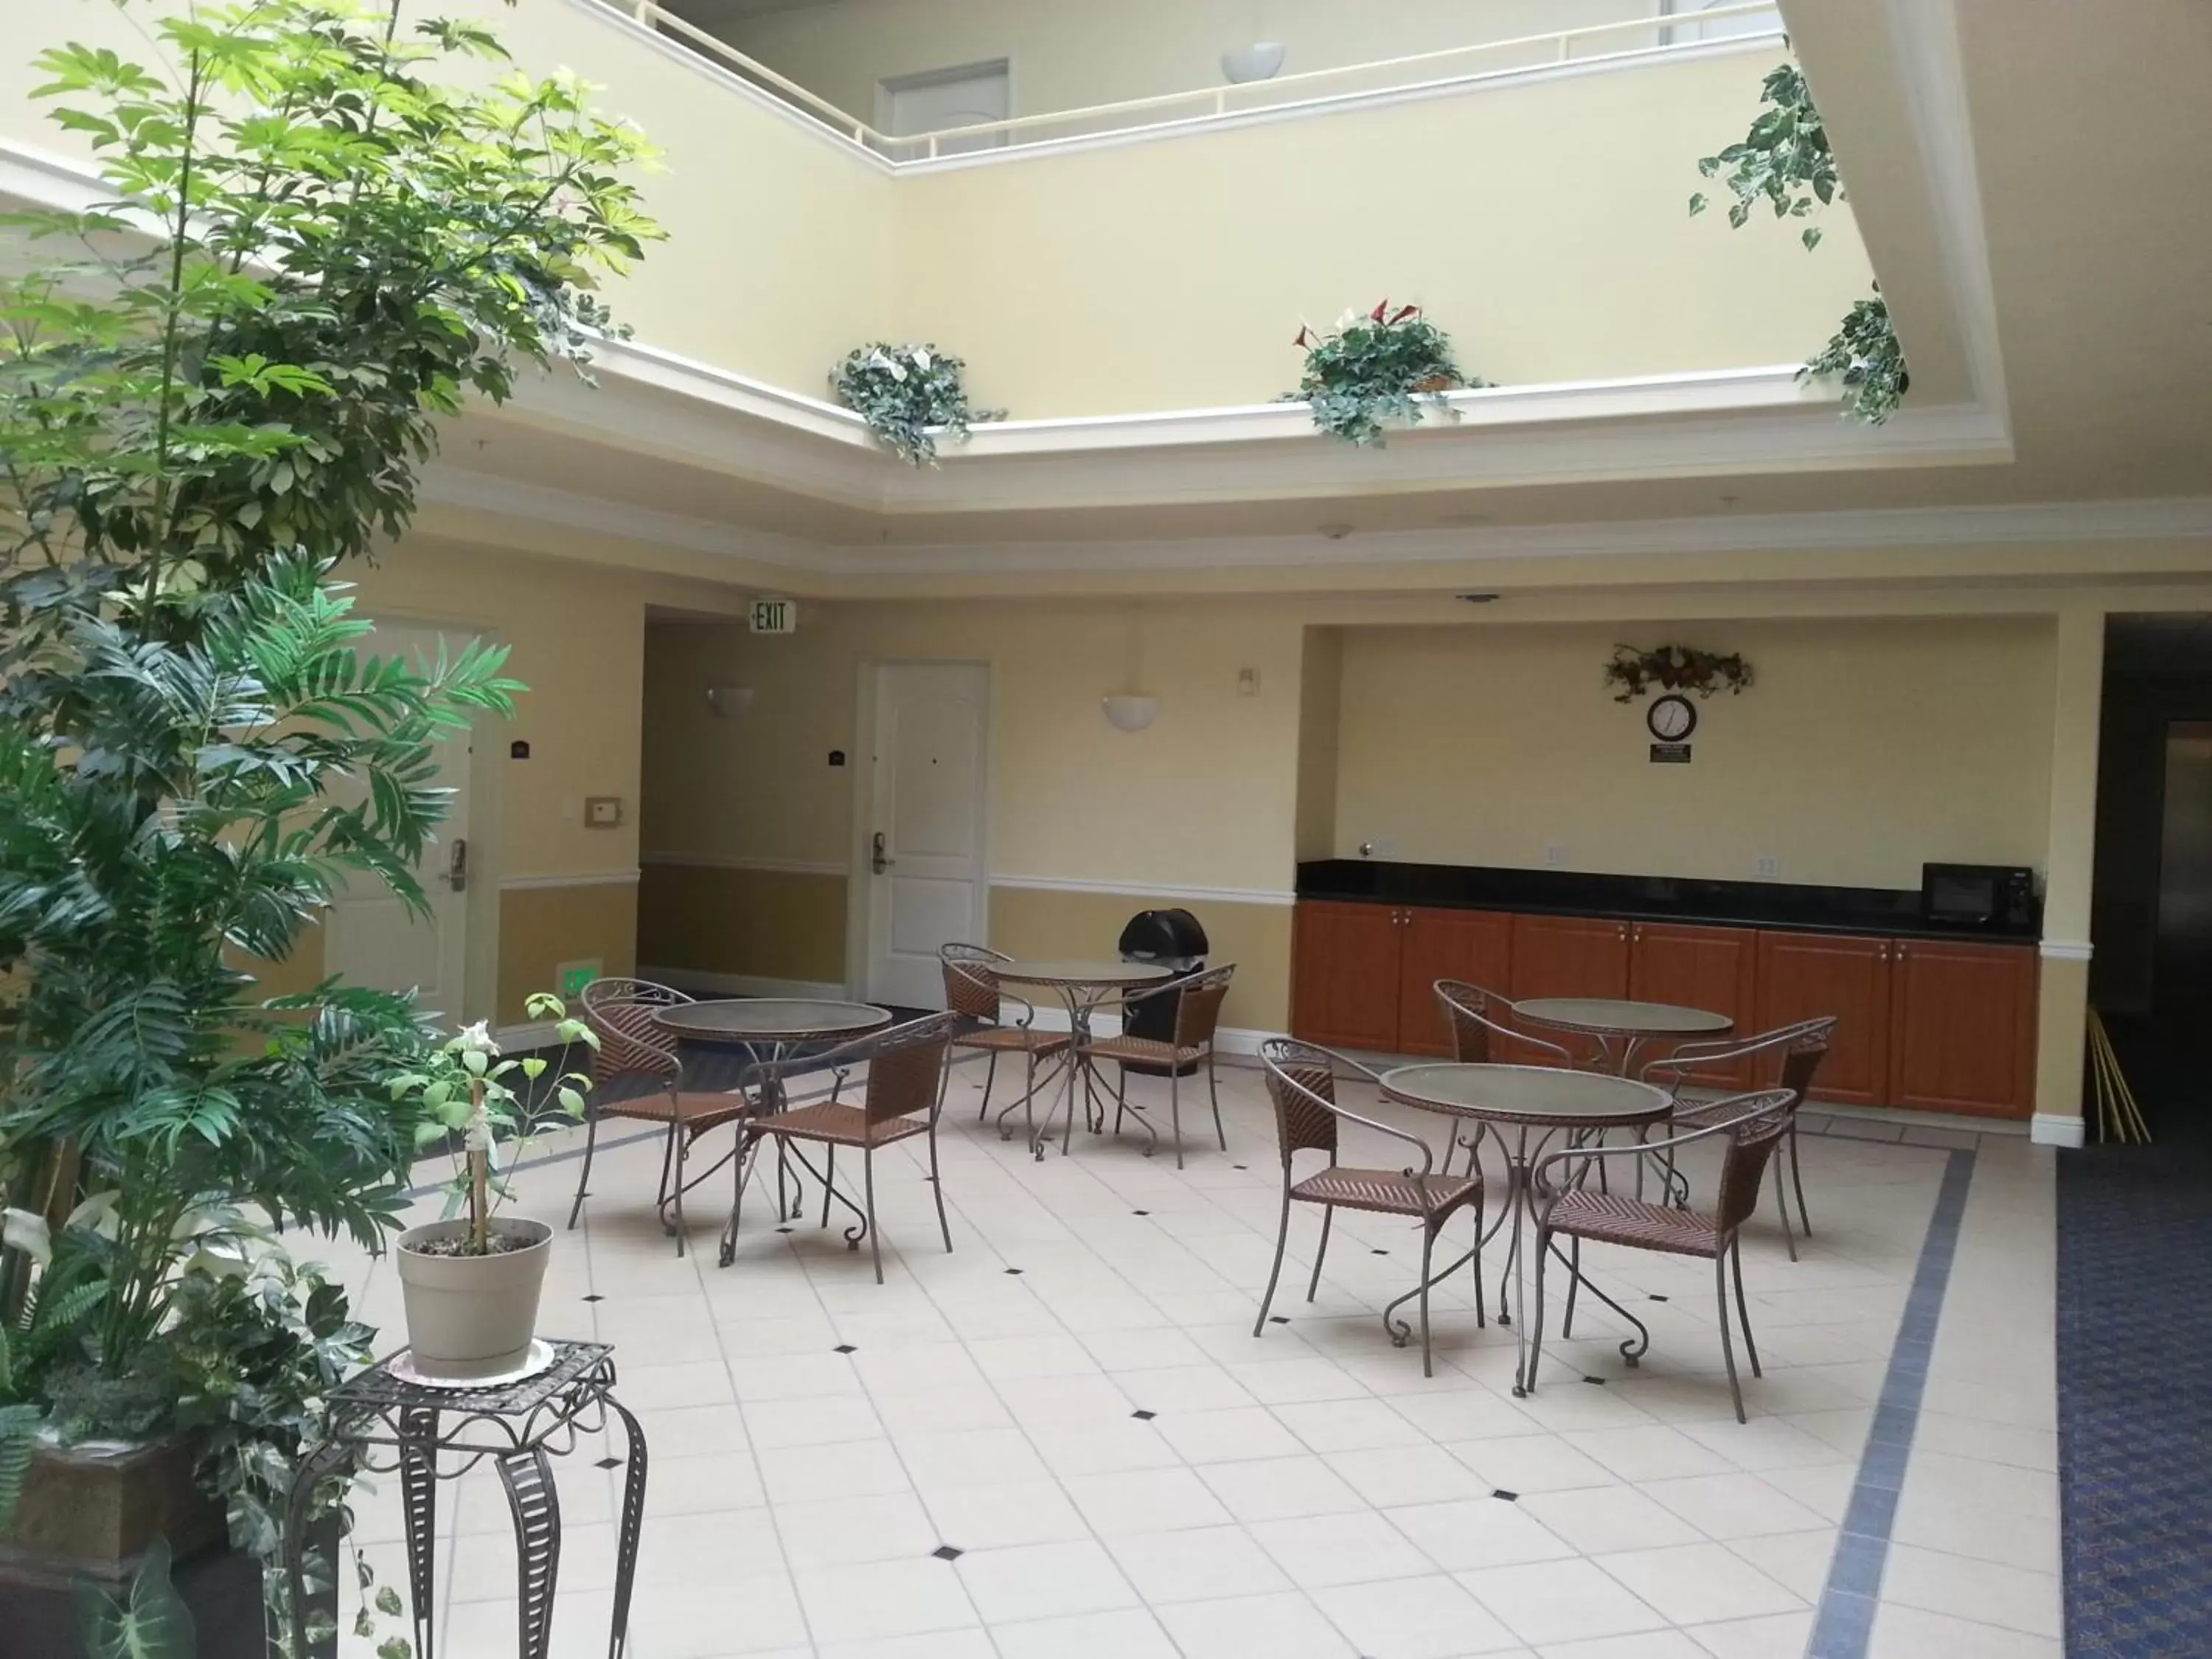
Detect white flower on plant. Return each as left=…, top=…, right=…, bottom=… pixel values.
left=911, top=347, right=933, bottom=372
left=2, top=1207, right=52, bottom=1265
left=66, top=1190, right=122, bottom=1240
left=866, top=348, right=905, bottom=383
left=451, top=1020, right=499, bottom=1057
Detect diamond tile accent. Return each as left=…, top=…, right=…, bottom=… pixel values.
left=931, top=1544, right=964, bottom=1562
left=594, top=1457, right=622, bottom=1470
left=1492, top=1489, right=1520, bottom=1503
left=1130, top=1409, right=1157, bottom=1421
left=581, top=1294, right=605, bottom=1304
left=834, top=1344, right=858, bottom=1354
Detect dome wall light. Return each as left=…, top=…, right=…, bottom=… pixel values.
left=1221, top=42, right=1286, bottom=84
left=706, top=685, right=756, bottom=717
left=1102, top=693, right=1161, bottom=732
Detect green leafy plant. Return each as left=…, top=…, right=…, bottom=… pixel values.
left=832, top=343, right=1004, bottom=466
left=1801, top=288, right=1909, bottom=425
left=0, top=0, right=661, bottom=1646
left=1604, top=644, right=1755, bottom=703
left=1689, top=61, right=1840, bottom=251
left=389, top=1001, right=596, bottom=1255
left=1284, top=302, right=1486, bottom=447
left=1688, top=60, right=1907, bottom=422
left=78, top=1537, right=195, bottom=1659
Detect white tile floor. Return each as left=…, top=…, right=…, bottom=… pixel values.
left=329, top=1057, right=2062, bottom=1659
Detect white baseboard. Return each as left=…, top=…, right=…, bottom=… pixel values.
left=2030, top=1112, right=2087, bottom=1148
left=638, top=965, right=849, bottom=1001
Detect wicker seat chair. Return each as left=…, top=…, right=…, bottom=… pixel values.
left=1254, top=1038, right=1484, bottom=1377
left=1528, top=1089, right=1795, bottom=1422
left=939, top=942, right=1071, bottom=1124
left=1640, top=1017, right=1835, bottom=1260
left=572, top=977, right=753, bottom=1257
left=1082, top=963, right=1236, bottom=1169
left=740, top=1011, right=959, bottom=1284
left=1433, top=979, right=1575, bottom=1068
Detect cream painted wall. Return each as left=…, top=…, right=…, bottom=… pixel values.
left=891, top=52, right=1872, bottom=417
left=723, top=0, right=1670, bottom=123
left=1330, top=617, right=2059, bottom=890
left=1295, top=627, right=1344, bottom=862
left=1, top=0, right=892, bottom=397
left=642, top=601, right=1308, bottom=891
left=4, top=4, right=1854, bottom=420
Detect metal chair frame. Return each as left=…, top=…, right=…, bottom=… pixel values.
left=1641, top=1017, right=1835, bottom=1260
left=939, top=942, right=1069, bottom=1127
left=1433, top=979, right=1576, bottom=1070
left=1087, top=963, right=1237, bottom=1169
left=572, top=976, right=750, bottom=1257
left=1254, top=1038, right=1484, bottom=1377
left=734, top=1011, right=959, bottom=1284
left=1528, top=1091, right=1795, bottom=1422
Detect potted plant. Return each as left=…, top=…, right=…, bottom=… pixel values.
left=1603, top=643, right=1756, bottom=703
left=387, top=1009, right=596, bottom=1381
left=0, top=0, right=661, bottom=1649
left=832, top=342, right=1005, bottom=465
left=1284, top=301, right=1489, bottom=446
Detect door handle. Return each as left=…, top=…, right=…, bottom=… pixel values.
left=443, top=838, right=467, bottom=893
left=872, top=831, right=894, bottom=874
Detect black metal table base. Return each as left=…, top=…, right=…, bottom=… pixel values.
left=285, top=1341, right=645, bottom=1659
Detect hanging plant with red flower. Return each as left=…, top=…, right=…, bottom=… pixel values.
left=1282, top=300, right=1489, bottom=447
left=1603, top=643, right=1755, bottom=703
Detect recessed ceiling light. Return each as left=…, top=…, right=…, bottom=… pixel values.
left=1456, top=592, right=1501, bottom=605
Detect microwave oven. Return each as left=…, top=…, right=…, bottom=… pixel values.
left=1921, top=863, right=2037, bottom=930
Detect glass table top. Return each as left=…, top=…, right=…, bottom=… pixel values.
left=1381, top=1062, right=1672, bottom=1124
left=1512, top=998, right=1733, bottom=1036
left=995, top=959, right=1174, bottom=987
left=653, top=998, right=894, bottom=1043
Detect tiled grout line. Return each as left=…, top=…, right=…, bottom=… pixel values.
left=1803, top=1144, right=1978, bottom=1659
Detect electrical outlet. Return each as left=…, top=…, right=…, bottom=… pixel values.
left=1544, top=842, right=1568, bottom=869
left=1753, top=855, right=1782, bottom=880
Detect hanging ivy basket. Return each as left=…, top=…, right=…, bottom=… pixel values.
left=831, top=342, right=1004, bottom=467
left=1603, top=643, right=1754, bottom=704
left=1282, top=300, right=1489, bottom=447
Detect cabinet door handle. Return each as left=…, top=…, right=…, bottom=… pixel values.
left=1896, top=945, right=1908, bottom=961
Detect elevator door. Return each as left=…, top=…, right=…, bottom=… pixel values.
left=2155, top=721, right=2212, bottom=1011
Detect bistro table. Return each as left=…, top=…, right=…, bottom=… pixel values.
left=992, top=959, right=1171, bottom=1161
left=650, top=998, right=893, bottom=1267
left=1380, top=1062, right=1672, bottom=1394
left=1512, top=996, right=1733, bottom=1075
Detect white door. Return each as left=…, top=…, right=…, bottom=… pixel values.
left=864, top=663, right=990, bottom=1009
left=321, top=622, right=473, bottom=1026
left=880, top=60, right=1010, bottom=156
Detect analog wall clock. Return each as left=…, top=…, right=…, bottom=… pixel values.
left=1646, top=693, right=1697, bottom=742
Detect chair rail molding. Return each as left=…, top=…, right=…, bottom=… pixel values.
left=498, top=869, right=643, bottom=891
left=989, top=873, right=1298, bottom=908
left=641, top=852, right=849, bottom=877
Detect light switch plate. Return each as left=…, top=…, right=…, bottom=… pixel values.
left=583, top=795, right=623, bottom=828
left=1753, top=855, right=1782, bottom=879
left=1544, top=842, right=1568, bottom=868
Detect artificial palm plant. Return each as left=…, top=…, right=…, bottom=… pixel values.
left=0, top=0, right=661, bottom=1646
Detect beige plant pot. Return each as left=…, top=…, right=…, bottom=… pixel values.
left=394, top=1218, right=553, bottom=1380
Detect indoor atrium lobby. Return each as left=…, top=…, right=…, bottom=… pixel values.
left=0, top=1, right=2205, bottom=1658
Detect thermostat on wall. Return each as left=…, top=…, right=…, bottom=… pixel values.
left=584, top=796, right=624, bottom=828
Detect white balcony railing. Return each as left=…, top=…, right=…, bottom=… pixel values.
left=589, top=0, right=1787, bottom=167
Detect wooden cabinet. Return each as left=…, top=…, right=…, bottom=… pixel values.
left=1397, top=907, right=1514, bottom=1057
left=1630, top=922, right=1759, bottom=1086
left=1887, top=937, right=2039, bottom=1118
left=1291, top=900, right=1402, bottom=1051
left=1509, top=913, right=1631, bottom=1003
left=1755, top=931, right=1893, bottom=1106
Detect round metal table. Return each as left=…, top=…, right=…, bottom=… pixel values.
left=1512, top=996, right=1732, bottom=1075
left=653, top=999, right=893, bottom=1267
left=1381, top=1062, right=1672, bottom=1394
left=993, top=960, right=1171, bottom=1161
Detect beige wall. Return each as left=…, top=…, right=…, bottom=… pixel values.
left=726, top=0, right=1671, bottom=122
left=3, top=0, right=892, bottom=399
left=1295, top=627, right=1344, bottom=863
left=1328, top=616, right=2059, bottom=891
left=889, top=52, right=1872, bottom=417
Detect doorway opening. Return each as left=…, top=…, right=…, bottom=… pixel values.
left=2090, top=613, right=2212, bottom=1139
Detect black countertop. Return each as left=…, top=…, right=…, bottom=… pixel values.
left=1295, top=859, right=2041, bottom=945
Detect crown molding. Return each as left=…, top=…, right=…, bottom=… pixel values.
left=423, top=467, right=2212, bottom=582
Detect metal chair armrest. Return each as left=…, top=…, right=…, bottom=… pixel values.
left=1265, top=1051, right=1438, bottom=1180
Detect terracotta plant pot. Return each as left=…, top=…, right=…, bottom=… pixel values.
left=394, top=1218, right=553, bottom=1380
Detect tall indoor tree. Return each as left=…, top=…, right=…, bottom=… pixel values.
left=0, top=0, right=662, bottom=1646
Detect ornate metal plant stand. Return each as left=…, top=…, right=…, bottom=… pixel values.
left=283, top=1340, right=646, bottom=1659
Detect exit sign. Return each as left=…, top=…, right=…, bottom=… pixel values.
left=557, top=958, right=602, bottom=999
left=749, top=597, right=796, bottom=634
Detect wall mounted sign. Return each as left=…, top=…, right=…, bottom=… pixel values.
left=749, top=597, right=797, bottom=634
left=1650, top=742, right=1693, bottom=764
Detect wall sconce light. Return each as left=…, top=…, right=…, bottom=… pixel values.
left=1221, top=42, right=1286, bottom=83
left=705, top=685, right=755, bottom=717
left=1102, top=693, right=1161, bottom=733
